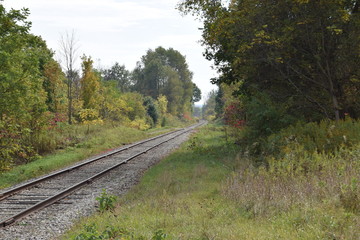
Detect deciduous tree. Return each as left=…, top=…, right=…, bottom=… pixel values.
left=179, top=0, right=360, bottom=122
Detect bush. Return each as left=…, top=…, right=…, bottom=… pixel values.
left=129, top=118, right=150, bottom=131
left=243, top=95, right=297, bottom=142
left=265, top=118, right=360, bottom=158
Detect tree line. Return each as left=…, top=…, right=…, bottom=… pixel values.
left=180, top=0, right=360, bottom=139
left=0, top=3, right=200, bottom=170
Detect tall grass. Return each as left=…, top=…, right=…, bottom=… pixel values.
left=62, top=124, right=360, bottom=239
left=224, top=148, right=360, bottom=214
left=223, top=119, right=360, bottom=239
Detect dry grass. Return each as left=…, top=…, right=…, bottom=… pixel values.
left=223, top=149, right=360, bottom=239
left=62, top=124, right=360, bottom=240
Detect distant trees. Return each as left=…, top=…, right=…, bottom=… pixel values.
left=0, top=2, right=200, bottom=170
left=202, top=90, right=217, bottom=120
left=102, top=62, right=131, bottom=92
left=132, top=47, right=195, bottom=116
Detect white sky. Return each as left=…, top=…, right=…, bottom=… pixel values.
left=3, top=0, right=217, bottom=104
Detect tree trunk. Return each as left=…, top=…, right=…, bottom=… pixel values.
left=331, top=92, right=340, bottom=122
left=68, top=77, right=72, bottom=125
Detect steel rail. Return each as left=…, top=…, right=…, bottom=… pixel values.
left=0, top=127, right=185, bottom=201
left=0, top=121, right=205, bottom=227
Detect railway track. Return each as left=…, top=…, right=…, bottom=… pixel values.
left=0, top=122, right=204, bottom=228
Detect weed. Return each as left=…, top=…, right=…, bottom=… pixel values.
left=96, top=189, right=117, bottom=212
left=187, top=136, right=204, bottom=153
left=152, top=229, right=167, bottom=240
left=74, top=224, right=129, bottom=240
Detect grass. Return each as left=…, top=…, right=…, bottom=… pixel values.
left=62, top=124, right=360, bottom=240
left=0, top=124, right=178, bottom=189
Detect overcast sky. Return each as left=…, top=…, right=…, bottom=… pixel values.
left=3, top=0, right=217, bottom=104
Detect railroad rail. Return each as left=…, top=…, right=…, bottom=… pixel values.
left=0, top=121, right=205, bottom=228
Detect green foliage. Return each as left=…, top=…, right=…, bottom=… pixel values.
left=192, top=83, right=201, bottom=103
left=132, top=47, right=194, bottom=116
left=243, top=94, right=297, bottom=142
left=101, top=62, right=131, bottom=92
left=0, top=4, right=61, bottom=168
left=179, top=0, right=360, bottom=121
left=0, top=4, right=196, bottom=171
left=43, top=59, right=68, bottom=114
left=96, top=189, right=117, bottom=213
left=202, top=90, right=218, bottom=119
left=265, top=118, right=360, bottom=158
left=144, top=96, right=160, bottom=127
left=74, top=224, right=122, bottom=240
left=121, top=92, right=147, bottom=121
left=73, top=223, right=167, bottom=240
left=152, top=230, right=167, bottom=240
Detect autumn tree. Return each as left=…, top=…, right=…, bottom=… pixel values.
left=80, top=55, right=101, bottom=110
left=43, top=59, right=68, bottom=114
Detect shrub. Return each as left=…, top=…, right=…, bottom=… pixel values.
left=129, top=118, right=150, bottom=131
left=243, top=95, right=296, bottom=142
left=224, top=102, right=245, bottom=129
left=265, top=118, right=360, bottom=158
left=144, top=96, right=160, bottom=126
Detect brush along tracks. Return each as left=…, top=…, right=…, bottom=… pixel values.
left=0, top=122, right=205, bottom=228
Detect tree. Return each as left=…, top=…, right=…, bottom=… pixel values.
left=193, top=106, right=202, bottom=118
left=0, top=3, right=55, bottom=168
left=59, top=30, right=79, bottom=124
left=132, top=47, right=195, bottom=116
left=43, top=59, right=67, bottom=114
left=102, top=62, right=131, bottom=92
left=202, top=90, right=217, bottom=119
left=179, top=0, right=360, bottom=122
left=143, top=96, right=159, bottom=127
left=0, top=3, right=52, bottom=127
left=80, top=55, right=101, bottom=110
left=157, top=95, right=168, bottom=116
left=192, top=83, right=202, bottom=103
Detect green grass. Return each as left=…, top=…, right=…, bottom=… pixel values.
left=0, top=124, right=177, bottom=189
left=62, top=124, right=360, bottom=240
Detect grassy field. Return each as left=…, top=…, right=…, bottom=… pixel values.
left=0, top=124, right=179, bottom=189
left=62, top=124, right=360, bottom=239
